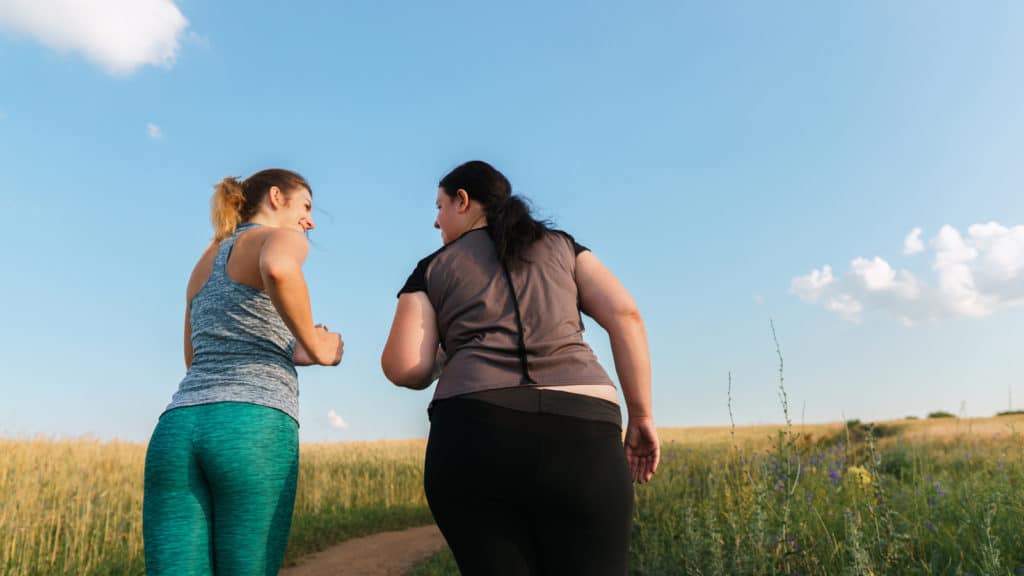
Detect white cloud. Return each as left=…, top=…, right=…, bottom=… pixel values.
left=968, top=222, right=1024, bottom=284
left=327, top=409, right=348, bottom=430
left=825, top=294, right=863, bottom=323
left=903, top=227, right=924, bottom=255
left=0, top=0, right=189, bottom=75
left=753, top=293, right=764, bottom=305
left=932, top=225, right=990, bottom=317
left=146, top=123, right=162, bottom=140
left=791, top=222, right=1024, bottom=325
left=790, top=265, right=834, bottom=303
left=849, top=257, right=921, bottom=299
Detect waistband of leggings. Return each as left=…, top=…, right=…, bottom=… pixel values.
left=430, top=387, right=621, bottom=428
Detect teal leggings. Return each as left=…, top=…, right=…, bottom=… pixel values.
left=143, top=402, right=299, bottom=575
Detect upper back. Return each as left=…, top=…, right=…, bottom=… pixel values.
left=186, top=223, right=295, bottom=367
left=401, top=228, right=612, bottom=394
left=424, top=229, right=581, bottom=342
left=187, top=225, right=274, bottom=302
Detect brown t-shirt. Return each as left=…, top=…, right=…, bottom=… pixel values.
left=399, top=228, right=615, bottom=401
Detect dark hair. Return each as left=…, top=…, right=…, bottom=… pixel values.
left=211, top=168, right=311, bottom=240
left=439, top=160, right=549, bottom=264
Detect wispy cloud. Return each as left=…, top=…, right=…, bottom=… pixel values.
left=791, top=223, right=1024, bottom=325
left=0, top=0, right=189, bottom=75
left=327, top=409, right=348, bottom=430
left=146, top=123, right=163, bottom=140
left=903, top=227, right=924, bottom=255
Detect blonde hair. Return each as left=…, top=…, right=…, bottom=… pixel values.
left=211, top=177, right=246, bottom=241
left=209, top=169, right=311, bottom=241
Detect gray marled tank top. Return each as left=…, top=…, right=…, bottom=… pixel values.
left=164, top=223, right=300, bottom=423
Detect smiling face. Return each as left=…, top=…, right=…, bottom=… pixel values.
left=270, top=185, right=315, bottom=232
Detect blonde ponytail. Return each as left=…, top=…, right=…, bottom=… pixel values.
left=211, top=177, right=246, bottom=241
left=208, top=169, right=312, bottom=241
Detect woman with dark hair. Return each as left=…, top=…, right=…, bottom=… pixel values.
left=143, top=169, right=344, bottom=575
left=382, top=160, right=658, bottom=575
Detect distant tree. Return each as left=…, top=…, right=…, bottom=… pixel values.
left=927, top=411, right=955, bottom=419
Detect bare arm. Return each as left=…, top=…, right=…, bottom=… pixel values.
left=259, top=229, right=342, bottom=366
left=576, top=251, right=652, bottom=418
left=576, top=250, right=659, bottom=482
left=381, top=292, right=440, bottom=390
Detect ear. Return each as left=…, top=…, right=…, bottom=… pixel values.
left=456, top=189, right=471, bottom=214
left=268, top=186, right=284, bottom=209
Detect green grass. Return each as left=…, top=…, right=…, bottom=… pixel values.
left=411, top=429, right=1024, bottom=575
left=407, top=546, right=459, bottom=575
left=630, top=430, right=1024, bottom=575
left=7, top=424, right=1024, bottom=575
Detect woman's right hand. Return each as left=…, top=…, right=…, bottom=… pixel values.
left=314, top=324, right=344, bottom=366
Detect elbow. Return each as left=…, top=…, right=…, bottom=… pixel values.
left=381, top=357, right=404, bottom=387
left=618, top=305, right=644, bottom=324
left=386, top=370, right=430, bottom=390
left=381, top=354, right=430, bottom=390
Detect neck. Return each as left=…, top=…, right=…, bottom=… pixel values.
left=466, top=214, right=488, bottom=233
left=247, top=214, right=278, bottom=227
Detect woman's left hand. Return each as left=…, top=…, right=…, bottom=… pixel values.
left=625, top=417, right=660, bottom=484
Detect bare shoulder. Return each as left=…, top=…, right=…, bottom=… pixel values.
left=260, top=227, right=310, bottom=258
left=575, top=249, right=604, bottom=275
left=263, top=226, right=309, bottom=243
left=186, top=241, right=220, bottom=302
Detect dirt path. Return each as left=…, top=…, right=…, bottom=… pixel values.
left=279, top=525, right=446, bottom=576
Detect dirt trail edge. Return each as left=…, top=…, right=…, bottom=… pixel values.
left=279, top=524, right=446, bottom=576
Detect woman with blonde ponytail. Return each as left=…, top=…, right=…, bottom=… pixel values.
left=143, top=168, right=344, bottom=575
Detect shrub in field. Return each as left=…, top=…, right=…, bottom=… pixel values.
left=817, top=420, right=903, bottom=449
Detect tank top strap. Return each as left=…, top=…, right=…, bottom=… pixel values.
left=212, top=222, right=262, bottom=277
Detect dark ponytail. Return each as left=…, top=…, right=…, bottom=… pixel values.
left=439, top=161, right=549, bottom=265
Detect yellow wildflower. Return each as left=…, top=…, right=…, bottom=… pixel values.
left=848, top=465, right=872, bottom=486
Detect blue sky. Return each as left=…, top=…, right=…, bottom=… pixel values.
left=1, top=1, right=1022, bottom=442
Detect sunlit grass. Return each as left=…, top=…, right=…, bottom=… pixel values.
left=7, top=417, right=1024, bottom=575
left=0, top=437, right=432, bottom=576
left=411, top=418, right=1024, bottom=575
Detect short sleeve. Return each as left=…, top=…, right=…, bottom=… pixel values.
left=397, top=252, right=438, bottom=297
left=554, top=229, right=590, bottom=255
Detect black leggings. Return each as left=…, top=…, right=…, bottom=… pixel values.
left=424, top=397, right=633, bottom=576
